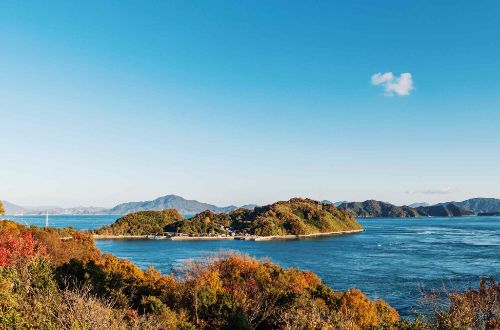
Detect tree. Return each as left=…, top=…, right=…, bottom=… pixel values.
left=0, top=231, right=47, bottom=267
left=0, top=201, right=5, bottom=215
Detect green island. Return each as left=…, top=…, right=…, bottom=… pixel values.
left=338, top=200, right=475, bottom=218
left=93, top=198, right=363, bottom=240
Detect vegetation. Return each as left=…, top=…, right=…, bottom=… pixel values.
left=340, top=200, right=474, bottom=218
left=0, top=201, right=4, bottom=216
left=0, top=219, right=498, bottom=329
left=415, top=204, right=474, bottom=217
left=95, top=209, right=184, bottom=236
left=399, top=277, right=500, bottom=330
left=165, top=210, right=232, bottom=235
left=229, top=198, right=362, bottom=236
left=444, top=198, right=500, bottom=214
left=339, top=200, right=420, bottom=218
left=100, top=198, right=362, bottom=237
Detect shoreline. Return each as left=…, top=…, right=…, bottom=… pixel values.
left=92, top=235, right=151, bottom=240
left=249, top=229, right=364, bottom=241
left=92, top=229, right=364, bottom=241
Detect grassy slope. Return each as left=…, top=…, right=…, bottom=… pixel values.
left=95, top=209, right=184, bottom=236
left=233, top=198, right=362, bottom=236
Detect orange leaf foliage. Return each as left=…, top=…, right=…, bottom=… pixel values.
left=0, top=231, right=47, bottom=267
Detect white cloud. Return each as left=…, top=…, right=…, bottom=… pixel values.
left=405, top=187, right=456, bottom=195
left=371, top=72, right=414, bottom=96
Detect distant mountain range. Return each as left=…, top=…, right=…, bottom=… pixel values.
left=2, top=201, right=27, bottom=214
left=414, top=204, right=474, bottom=217
left=2, top=195, right=256, bottom=216
left=437, top=198, right=500, bottom=214
left=3, top=196, right=499, bottom=217
left=1, top=201, right=108, bottom=215
left=339, top=200, right=476, bottom=218
left=322, top=200, right=348, bottom=207
left=108, top=195, right=256, bottom=215
left=338, top=200, right=420, bottom=218
left=408, top=202, right=430, bottom=208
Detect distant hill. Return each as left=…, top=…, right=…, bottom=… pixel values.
left=1, top=201, right=26, bottom=215
left=97, top=198, right=362, bottom=237
left=438, top=198, right=500, bottom=214
left=7, top=195, right=498, bottom=217
left=108, top=194, right=256, bottom=215
left=415, top=204, right=474, bottom=217
left=339, top=200, right=420, bottom=218
left=1, top=195, right=256, bottom=216
left=1, top=202, right=108, bottom=215
left=408, top=202, right=430, bottom=208
left=25, top=206, right=109, bottom=215
left=339, top=200, right=473, bottom=218
left=322, top=200, right=349, bottom=207
left=228, top=198, right=362, bottom=236
left=95, top=209, right=184, bottom=236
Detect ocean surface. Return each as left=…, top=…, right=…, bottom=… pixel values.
left=7, top=214, right=119, bottom=231
left=5, top=215, right=500, bottom=317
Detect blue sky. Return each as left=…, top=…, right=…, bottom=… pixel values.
left=1, top=1, right=499, bottom=207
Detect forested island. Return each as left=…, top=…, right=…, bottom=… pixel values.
left=339, top=200, right=474, bottom=218
left=94, top=198, right=363, bottom=239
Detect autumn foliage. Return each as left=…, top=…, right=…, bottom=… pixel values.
left=0, top=231, right=46, bottom=267
left=409, top=276, right=500, bottom=330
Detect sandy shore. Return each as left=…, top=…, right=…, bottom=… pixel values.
left=249, top=229, right=364, bottom=241
left=169, top=236, right=235, bottom=241
left=92, top=229, right=364, bottom=241
left=92, top=235, right=149, bottom=240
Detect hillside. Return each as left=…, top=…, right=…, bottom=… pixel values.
left=415, top=204, right=474, bottom=217
left=1, top=200, right=26, bottom=214
left=439, top=198, right=500, bottom=214
left=98, top=198, right=362, bottom=237
left=165, top=210, right=232, bottom=235
left=339, top=200, right=420, bottom=218
left=408, top=202, right=430, bottom=208
left=108, top=194, right=255, bottom=215
left=95, top=209, right=184, bottom=236
left=168, top=198, right=362, bottom=236
left=339, top=200, right=473, bottom=218
left=230, top=198, right=362, bottom=236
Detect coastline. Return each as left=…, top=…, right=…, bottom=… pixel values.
left=92, top=229, right=364, bottom=241
left=92, top=235, right=150, bottom=240
left=249, top=229, right=364, bottom=241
